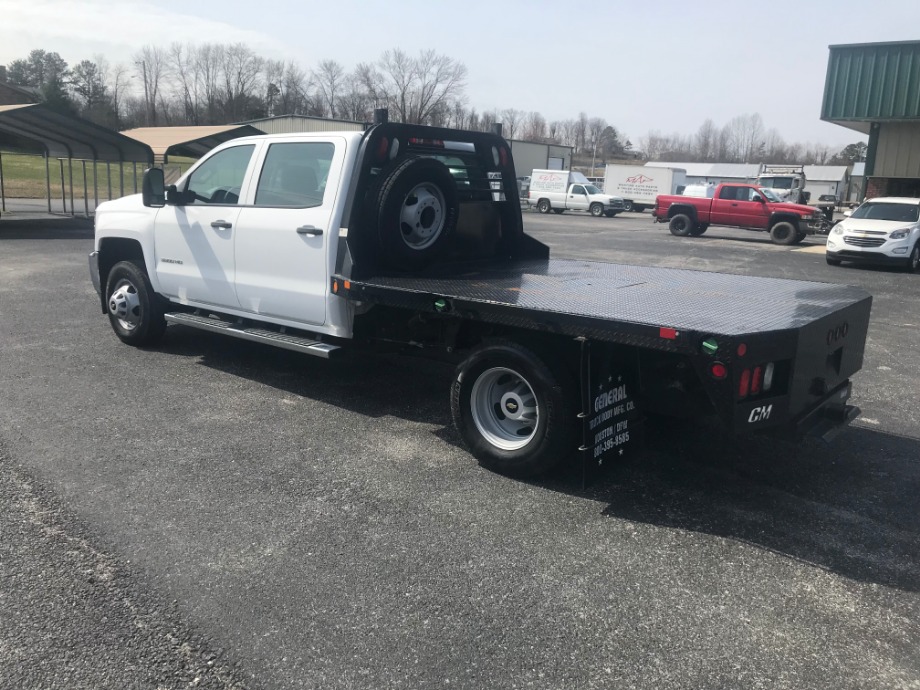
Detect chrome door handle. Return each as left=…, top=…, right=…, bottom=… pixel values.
left=296, top=225, right=323, bottom=236
left=210, top=220, right=232, bottom=229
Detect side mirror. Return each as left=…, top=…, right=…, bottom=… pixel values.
left=142, top=167, right=166, bottom=207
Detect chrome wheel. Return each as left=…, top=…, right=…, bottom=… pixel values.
left=470, top=367, right=539, bottom=451
left=909, top=245, right=920, bottom=273
left=108, top=280, right=141, bottom=331
left=399, top=182, right=446, bottom=251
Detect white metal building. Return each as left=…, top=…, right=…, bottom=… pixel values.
left=509, top=140, right=574, bottom=179
left=801, top=166, right=849, bottom=201
left=240, top=114, right=366, bottom=135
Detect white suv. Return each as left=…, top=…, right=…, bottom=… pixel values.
left=826, top=197, right=920, bottom=273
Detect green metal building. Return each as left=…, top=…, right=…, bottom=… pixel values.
left=822, top=40, right=920, bottom=198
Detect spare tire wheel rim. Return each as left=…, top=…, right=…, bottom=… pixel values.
left=470, top=367, right=539, bottom=451
left=400, top=182, right=445, bottom=250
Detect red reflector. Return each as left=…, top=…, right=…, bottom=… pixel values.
left=739, top=369, right=751, bottom=398
left=710, top=362, right=728, bottom=380
left=751, top=366, right=763, bottom=395
left=659, top=327, right=678, bottom=340
left=737, top=343, right=747, bottom=357
left=376, top=137, right=389, bottom=162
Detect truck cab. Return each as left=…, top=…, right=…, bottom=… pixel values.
left=527, top=169, right=625, bottom=217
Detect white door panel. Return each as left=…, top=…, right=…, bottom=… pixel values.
left=154, top=205, right=241, bottom=308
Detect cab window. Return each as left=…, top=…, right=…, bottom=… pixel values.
left=718, top=186, right=738, bottom=200
left=571, top=185, right=586, bottom=195
left=185, top=145, right=255, bottom=205
left=255, top=142, right=336, bottom=207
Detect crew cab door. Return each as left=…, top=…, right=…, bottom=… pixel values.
left=233, top=138, right=343, bottom=325
left=154, top=144, right=257, bottom=308
left=568, top=184, right=589, bottom=211
left=710, top=185, right=741, bottom=225
left=733, top=187, right=771, bottom=229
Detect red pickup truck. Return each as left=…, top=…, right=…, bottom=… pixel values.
left=653, top=183, right=829, bottom=245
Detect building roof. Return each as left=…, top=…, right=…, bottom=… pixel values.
left=0, top=103, right=152, bottom=162
left=822, top=40, right=920, bottom=133
left=851, top=162, right=866, bottom=177
left=120, top=125, right=263, bottom=162
left=645, top=162, right=760, bottom=179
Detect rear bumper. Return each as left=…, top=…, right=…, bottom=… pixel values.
left=790, top=381, right=858, bottom=442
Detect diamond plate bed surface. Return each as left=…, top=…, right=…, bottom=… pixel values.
left=351, top=259, right=870, bottom=335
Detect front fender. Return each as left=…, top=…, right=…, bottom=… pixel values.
left=94, top=195, right=161, bottom=293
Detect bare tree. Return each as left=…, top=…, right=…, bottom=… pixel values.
left=219, top=43, right=263, bottom=122
left=693, top=119, right=717, bottom=162
left=133, top=45, right=166, bottom=125
left=522, top=111, right=547, bottom=141
left=500, top=108, right=522, bottom=139
left=337, top=73, right=371, bottom=121
left=314, top=59, right=346, bottom=118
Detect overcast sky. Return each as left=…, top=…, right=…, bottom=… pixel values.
left=2, top=0, right=916, bottom=149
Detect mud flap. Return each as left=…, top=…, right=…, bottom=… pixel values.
left=578, top=339, right=643, bottom=488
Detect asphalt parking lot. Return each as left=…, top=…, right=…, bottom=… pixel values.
left=1, top=211, right=919, bottom=689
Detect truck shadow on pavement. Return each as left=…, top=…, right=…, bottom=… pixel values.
left=161, top=327, right=920, bottom=592
left=573, top=417, right=920, bottom=592
left=0, top=217, right=94, bottom=239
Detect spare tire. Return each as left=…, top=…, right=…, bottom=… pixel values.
left=370, top=156, right=459, bottom=271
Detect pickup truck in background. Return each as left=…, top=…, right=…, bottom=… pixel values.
left=527, top=169, right=626, bottom=217
left=89, top=115, right=871, bottom=480
left=653, top=183, right=829, bottom=245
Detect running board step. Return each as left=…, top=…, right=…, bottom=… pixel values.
left=164, top=312, right=341, bottom=359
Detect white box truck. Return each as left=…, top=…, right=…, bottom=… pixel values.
left=528, top=170, right=626, bottom=217
left=603, top=165, right=687, bottom=212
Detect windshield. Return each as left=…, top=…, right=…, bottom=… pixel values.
left=758, top=176, right=794, bottom=189
left=760, top=188, right=781, bottom=202
left=584, top=185, right=602, bottom=194
left=850, top=202, right=920, bottom=222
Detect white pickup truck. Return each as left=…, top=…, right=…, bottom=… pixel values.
left=89, top=115, right=871, bottom=480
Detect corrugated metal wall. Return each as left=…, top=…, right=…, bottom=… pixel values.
left=875, top=122, right=920, bottom=177
left=823, top=41, right=920, bottom=122
left=246, top=116, right=366, bottom=134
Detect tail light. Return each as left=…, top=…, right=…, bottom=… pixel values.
left=738, top=361, right=774, bottom=399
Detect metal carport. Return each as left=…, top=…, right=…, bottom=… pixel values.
left=119, top=125, right=263, bottom=164
left=0, top=103, right=153, bottom=215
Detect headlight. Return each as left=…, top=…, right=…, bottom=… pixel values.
left=832, top=225, right=844, bottom=235
left=890, top=227, right=913, bottom=240
left=802, top=214, right=813, bottom=220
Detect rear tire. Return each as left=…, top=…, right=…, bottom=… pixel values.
left=537, top=199, right=552, bottom=214
left=770, top=221, right=798, bottom=246
left=669, top=213, right=693, bottom=237
left=451, top=341, right=575, bottom=478
left=105, top=260, right=167, bottom=346
left=622, top=200, right=634, bottom=212
left=589, top=203, right=604, bottom=217
left=552, top=208, right=565, bottom=214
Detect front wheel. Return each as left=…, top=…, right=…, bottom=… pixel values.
left=451, top=341, right=575, bottom=477
left=907, top=244, right=920, bottom=273
left=668, top=213, right=693, bottom=237
left=105, top=260, right=167, bottom=346
left=769, top=221, right=798, bottom=246
left=589, top=203, right=604, bottom=217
